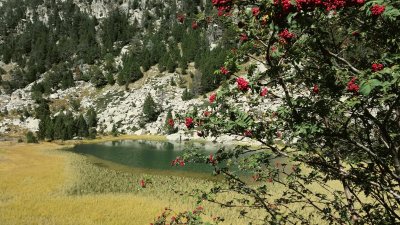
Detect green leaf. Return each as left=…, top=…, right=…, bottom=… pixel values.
left=360, top=79, right=382, bottom=96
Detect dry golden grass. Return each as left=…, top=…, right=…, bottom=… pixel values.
left=0, top=142, right=187, bottom=225
left=0, top=140, right=348, bottom=225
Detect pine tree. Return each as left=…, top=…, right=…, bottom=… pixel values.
left=53, top=112, right=66, bottom=140
left=143, top=94, right=159, bottom=122
left=106, top=71, right=115, bottom=85
left=64, top=111, right=76, bottom=140
left=86, top=108, right=97, bottom=128
left=75, top=114, right=89, bottom=138
left=45, top=117, right=54, bottom=140
left=89, top=65, right=107, bottom=88
left=35, top=99, right=50, bottom=119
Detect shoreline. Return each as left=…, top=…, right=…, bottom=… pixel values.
left=1, top=133, right=265, bottom=151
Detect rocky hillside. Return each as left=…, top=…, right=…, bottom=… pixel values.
left=0, top=0, right=257, bottom=142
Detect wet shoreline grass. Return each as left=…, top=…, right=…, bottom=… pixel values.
left=0, top=141, right=259, bottom=225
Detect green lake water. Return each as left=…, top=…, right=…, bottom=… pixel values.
left=73, top=140, right=228, bottom=177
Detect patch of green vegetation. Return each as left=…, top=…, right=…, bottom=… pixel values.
left=94, top=91, right=124, bottom=111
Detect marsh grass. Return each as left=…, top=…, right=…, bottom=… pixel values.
left=0, top=142, right=260, bottom=225
left=0, top=141, right=348, bottom=225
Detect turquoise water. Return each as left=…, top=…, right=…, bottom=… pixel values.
left=73, top=140, right=225, bottom=175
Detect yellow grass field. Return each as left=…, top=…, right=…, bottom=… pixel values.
left=0, top=142, right=187, bottom=225
left=0, top=138, right=345, bottom=225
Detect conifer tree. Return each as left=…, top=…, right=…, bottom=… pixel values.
left=75, top=114, right=89, bottom=138
left=86, top=108, right=97, bottom=128
left=143, top=94, right=159, bottom=122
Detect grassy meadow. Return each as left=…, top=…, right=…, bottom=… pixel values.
left=0, top=141, right=264, bottom=225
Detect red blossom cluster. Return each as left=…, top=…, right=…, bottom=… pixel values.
left=171, top=157, right=185, bottom=166
left=240, top=33, right=249, bottom=42
left=371, top=63, right=384, bottom=72
left=176, top=14, right=185, bottom=23
left=212, top=0, right=233, bottom=16
left=260, top=87, right=268, bottom=96
left=370, top=4, right=385, bottom=16
left=279, top=29, right=295, bottom=44
left=185, top=117, right=194, bottom=128
left=274, top=0, right=293, bottom=14
left=313, top=84, right=319, bottom=94
left=139, top=179, right=146, bottom=188
left=252, top=7, right=260, bottom=16
left=237, top=77, right=250, bottom=91
left=274, top=0, right=365, bottom=14
left=168, top=118, right=174, bottom=127
left=191, top=21, right=198, bottom=30
left=220, top=66, right=229, bottom=75
left=347, top=77, right=359, bottom=93
left=244, top=130, right=252, bottom=137
left=208, top=153, right=217, bottom=165
left=209, top=93, right=217, bottom=103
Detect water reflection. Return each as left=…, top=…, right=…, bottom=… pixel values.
left=73, top=140, right=229, bottom=174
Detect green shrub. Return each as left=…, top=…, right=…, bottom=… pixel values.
left=26, top=131, right=38, bottom=143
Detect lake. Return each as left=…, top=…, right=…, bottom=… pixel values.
left=72, top=140, right=228, bottom=178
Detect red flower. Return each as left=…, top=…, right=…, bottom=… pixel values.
left=371, top=63, right=384, bottom=72
left=191, top=21, right=198, bottom=30
left=209, top=93, right=217, bottom=103
left=177, top=14, right=185, bottom=23
left=351, top=31, right=360, bottom=37
left=244, top=130, right=252, bottom=137
left=220, top=66, right=229, bottom=75
left=209, top=153, right=216, bottom=165
left=171, top=157, right=185, bottom=167
left=370, top=4, right=385, bottom=16
left=275, top=0, right=293, bottom=14
left=212, top=0, right=233, bottom=16
left=347, top=77, right=359, bottom=94
left=252, top=7, right=260, bottom=16
left=356, top=0, right=365, bottom=5
left=278, top=29, right=295, bottom=44
left=313, top=84, right=319, bottom=94
left=236, top=77, right=249, bottom=91
left=168, top=118, right=174, bottom=127
left=240, top=33, right=248, bottom=42
left=260, top=87, right=268, bottom=96
left=185, top=117, right=194, bottom=129
left=140, top=179, right=146, bottom=188
left=203, top=111, right=211, bottom=117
